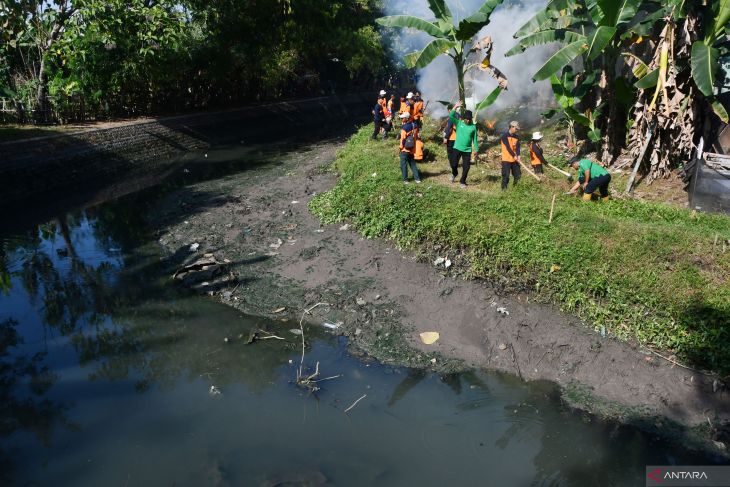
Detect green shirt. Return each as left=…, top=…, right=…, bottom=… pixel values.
left=449, top=110, right=479, bottom=153
left=578, top=159, right=608, bottom=179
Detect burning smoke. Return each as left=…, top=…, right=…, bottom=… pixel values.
left=381, top=0, right=554, bottom=122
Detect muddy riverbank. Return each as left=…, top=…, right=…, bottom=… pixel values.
left=149, top=136, right=730, bottom=452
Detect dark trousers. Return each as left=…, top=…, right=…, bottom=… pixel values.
left=453, top=150, right=472, bottom=184
left=501, top=161, right=521, bottom=189
left=532, top=164, right=543, bottom=174
left=585, top=173, right=611, bottom=197
left=446, top=141, right=457, bottom=176
left=372, top=120, right=382, bottom=139
left=400, top=152, right=421, bottom=181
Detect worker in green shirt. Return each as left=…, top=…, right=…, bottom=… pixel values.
left=448, top=101, right=479, bottom=188
left=566, top=157, right=611, bottom=201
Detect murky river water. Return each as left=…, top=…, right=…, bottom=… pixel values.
left=0, top=137, right=721, bottom=486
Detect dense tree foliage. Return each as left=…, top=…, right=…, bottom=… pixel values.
left=0, top=0, right=391, bottom=121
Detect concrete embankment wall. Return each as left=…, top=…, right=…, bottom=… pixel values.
left=0, top=93, right=372, bottom=218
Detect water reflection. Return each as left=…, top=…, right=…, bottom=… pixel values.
left=0, top=185, right=723, bottom=486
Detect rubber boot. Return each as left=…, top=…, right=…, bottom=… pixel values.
left=582, top=193, right=592, bottom=202
left=601, top=196, right=610, bottom=202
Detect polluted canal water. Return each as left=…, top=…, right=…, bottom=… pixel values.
left=0, top=139, right=722, bottom=487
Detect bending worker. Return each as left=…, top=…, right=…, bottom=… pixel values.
left=449, top=101, right=479, bottom=188
left=566, top=157, right=611, bottom=201
left=500, top=121, right=521, bottom=189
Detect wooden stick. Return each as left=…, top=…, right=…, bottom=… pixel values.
left=549, top=194, right=556, bottom=224
left=546, top=162, right=571, bottom=177
left=344, top=394, right=367, bottom=413
left=518, top=159, right=541, bottom=181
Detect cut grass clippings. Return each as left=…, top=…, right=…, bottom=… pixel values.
left=310, top=123, right=730, bottom=375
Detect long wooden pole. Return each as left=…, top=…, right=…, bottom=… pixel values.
left=518, top=159, right=542, bottom=181
left=546, top=162, right=571, bottom=177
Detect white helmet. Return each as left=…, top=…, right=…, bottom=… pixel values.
left=379, top=89, right=387, bottom=96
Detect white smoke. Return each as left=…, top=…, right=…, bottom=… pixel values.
left=381, top=0, right=555, bottom=120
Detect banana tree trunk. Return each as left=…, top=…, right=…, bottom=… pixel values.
left=454, top=53, right=466, bottom=114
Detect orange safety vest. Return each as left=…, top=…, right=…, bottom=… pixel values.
left=530, top=142, right=542, bottom=166
left=501, top=133, right=519, bottom=163
left=413, top=100, right=424, bottom=120
left=378, top=98, right=387, bottom=114
left=387, top=100, right=394, bottom=117
left=400, top=128, right=416, bottom=154
left=448, top=125, right=457, bottom=141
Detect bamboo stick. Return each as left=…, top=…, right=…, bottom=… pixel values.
left=518, top=159, right=542, bottom=181
left=549, top=194, right=557, bottom=224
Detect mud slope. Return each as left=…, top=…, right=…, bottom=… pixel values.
left=150, top=137, right=729, bottom=433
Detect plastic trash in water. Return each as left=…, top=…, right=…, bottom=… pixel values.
left=323, top=322, right=341, bottom=330
left=497, top=307, right=510, bottom=316
left=189, top=243, right=200, bottom=252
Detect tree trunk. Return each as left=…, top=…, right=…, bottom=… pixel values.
left=35, top=3, right=74, bottom=122
left=454, top=54, right=466, bottom=114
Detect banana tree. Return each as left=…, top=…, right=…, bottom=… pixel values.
left=508, top=0, right=661, bottom=161
left=690, top=0, right=730, bottom=122
left=542, top=67, right=599, bottom=148
left=376, top=0, right=506, bottom=115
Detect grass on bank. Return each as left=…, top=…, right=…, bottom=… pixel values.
left=310, top=122, right=730, bottom=375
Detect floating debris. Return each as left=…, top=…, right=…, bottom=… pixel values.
left=291, top=200, right=299, bottom=204
left=173, top=254, right=224, bottom=284
left=356, top=297, right=367, bottom=306
left=444, top=259, right=452, bottom=269
left=189, top=243, right=200, bottom=252
left=269, top=238, right=283, bottom=249
left=497, top=307, right=510, bottom=316
left=420, top=332, right=440, bottom=345
left=498, top=343, right=508, bottom=351
left=323, top=322, right=341, bottom=330
left=434, top=257, right=445, bottom=266
left=272, top=307, right=286, bottom=313
left=289, top=329, right=303, bottom=336
left=209, top=385, right=221, bottom=396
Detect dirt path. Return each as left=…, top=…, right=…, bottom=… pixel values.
left=150, top=137, right=729, bottom=443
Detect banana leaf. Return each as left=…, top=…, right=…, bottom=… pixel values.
left=427, top=0, right=452, bottom=25
left=635, top=67, right=659, bottom=89
left=505, top=30, right=585, bottom=57
left=532, top=40, right=588, bottom=81
left=405, top=38, right=457, bottom=69
left=376, top=15, right=446, bottom=38
left=691, top=41, right=719, bottom=97
left=711, top=99, right=729, bottom=124
left=622, top=52, right=649, bottom=78
left=586, top=26, right=617, bottom=61
left=474, top=86, right=503, bottom=111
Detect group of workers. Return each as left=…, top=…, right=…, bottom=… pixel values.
left=371, top=90, right=612, bottom=199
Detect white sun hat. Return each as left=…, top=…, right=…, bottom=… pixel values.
left=379, top=89, right=387, bottom=96
left=532, top=131, right=543, bottom=140
left=399, top=112, right=411, bottom=119
left=406, top=92, right=414, bottom=99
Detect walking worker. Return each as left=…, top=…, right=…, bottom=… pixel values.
left=372, top=95, right=385, bottom=140
left=566, top=157, right=611, bottom=201
left=443, top=111, right=459, bottom=166
left=529, top=132, right=548, bottom=174
left=383, top=94, right=395, bottom=139
left=448, top=101, right=479, bottom=188
left=399, top=112, right=422, bottom=184
left=500, top=121, right=521, bottom=189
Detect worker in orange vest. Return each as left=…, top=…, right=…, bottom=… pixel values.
left=529, top=132, right=547, bottom=174
left=412, top=92, right=424, bottom=129
left=399, top=112, right=421, bottom=184
left=500, top=121, right=521, bottom=189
